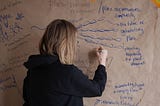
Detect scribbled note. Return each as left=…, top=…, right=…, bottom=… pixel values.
left=0, top=75, right=17, bottom=92
left=94, top=82, right=145, bottom=106
left=0, top=12, right=24, bottom=43
left=125, top=47, right=145, bottom=66
left=98, top=1, right=140, bottom=20
left=0, top=0, right=22, bottom=12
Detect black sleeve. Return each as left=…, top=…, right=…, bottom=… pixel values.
left=23, top=71, right=30, bottom=106
left=69, top=65, right=107, bottom=97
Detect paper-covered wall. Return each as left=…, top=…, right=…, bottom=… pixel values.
left=0, top=0, right=159, bottom=106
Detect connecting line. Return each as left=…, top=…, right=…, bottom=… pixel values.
left=135, top=90, right=145, bottom=106
left=31, top=25, right=46, bottom=30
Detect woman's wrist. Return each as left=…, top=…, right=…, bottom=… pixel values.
left=99, top=61, right=106, bottom=66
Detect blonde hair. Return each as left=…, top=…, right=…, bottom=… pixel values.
left=39, top=19, right=77, bottom=64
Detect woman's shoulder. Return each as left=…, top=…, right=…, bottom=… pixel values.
left=59, top=64, right=79, bottom=71
left=55, top=63, right=83, bottom=76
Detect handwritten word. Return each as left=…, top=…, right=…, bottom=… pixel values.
left=115, top=82, right=144, bottom=89
left=0, top=75, right=17, bottom=92
left=120, top=95, right=133, bottom=101
left=121, top=27, right=144, bottom=35
left=0, top=12, right=24, bottom=43
left=15, top=12, right=24, bottom=20
left=115, top=12, right=136, bottom=19
left=114, top=88, right=143, bottom=94
left=114, top=82, right=144, bottom=94
left=49, top=0, right=90, bottom=8
left=117, top=20, right=144, bottom=27
left=125, top=47, right=145, bottom=66
left=126, top=35, right=137, bottom=42
left=114, top=7, right=140, bottom=13
left=98, top=1, right=140, bottom=14
left=94, top=99, right=137, bottom=106
left=0, top=0, right=22, bottom=12
left=0, top=14, right=12, bottom=27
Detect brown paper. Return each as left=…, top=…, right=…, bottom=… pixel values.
left=0, top=0, right=159, bottom=106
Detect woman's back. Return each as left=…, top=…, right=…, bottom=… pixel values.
left=23, top=54, right=106, bottom=106
left=23, top=19, right=108, bottom=106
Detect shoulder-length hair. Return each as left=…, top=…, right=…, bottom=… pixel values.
left=39, top=19, right=77, bottom=64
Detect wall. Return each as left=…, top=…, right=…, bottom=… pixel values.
left=0, top=0, right=159, bottom=106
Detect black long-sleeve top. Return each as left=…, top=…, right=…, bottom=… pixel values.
left=23, top=54, right=107, bottom=106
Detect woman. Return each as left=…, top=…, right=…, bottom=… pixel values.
left=23, top=19, right=108, bottom=106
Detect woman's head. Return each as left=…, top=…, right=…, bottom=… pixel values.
left=39, top=19, right=77, bottom=64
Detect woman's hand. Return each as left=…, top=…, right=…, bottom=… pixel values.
left=96, top=47, right=108, bottom=66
